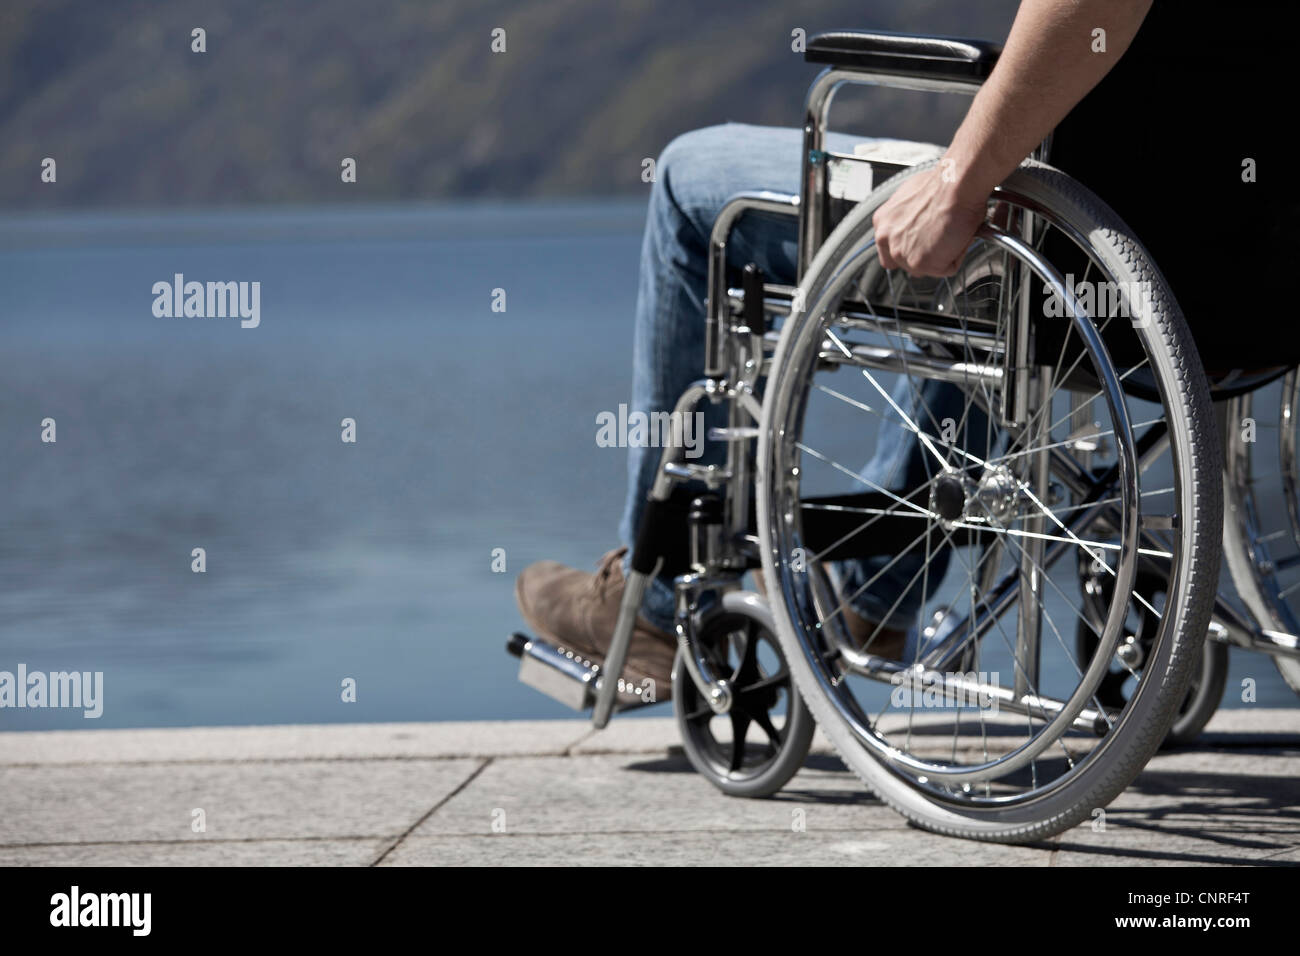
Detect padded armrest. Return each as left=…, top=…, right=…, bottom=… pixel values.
left=806, top=30, right=1001, bottom=83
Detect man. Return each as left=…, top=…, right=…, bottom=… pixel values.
left=515, top=0, right=1293, bottom=697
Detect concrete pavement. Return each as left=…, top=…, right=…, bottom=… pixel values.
left=1, top=709, right=1297, bottom=866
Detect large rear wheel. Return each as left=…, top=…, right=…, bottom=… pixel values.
left=757, top=160, right=1221, bottom=842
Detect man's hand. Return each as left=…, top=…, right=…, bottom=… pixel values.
left=872, top=167, right=989, bottom=277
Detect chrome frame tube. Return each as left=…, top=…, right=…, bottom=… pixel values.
left=706, top=191, right=798, bottom=377
left=830, top=310, right=1002, bottom=351
left=797, top=67, right=981, bottom=279
left=1013, top=369, right=1053, bottom=697
left=1211, top=596, right=1300, bottom=658
left=591, top=567, right=653, bottom=729
left=815, top=337, right=1003, bottom=387
left=673, top=572, right=738, bottom=712
left=894, top=663, right=1108, bottom=735
left=750, top=310, right=1002, bottom=354
left=593, top=381, right=713, bottom=728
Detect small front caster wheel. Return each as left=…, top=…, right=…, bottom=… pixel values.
left=673, top=594, right=815, bottom=797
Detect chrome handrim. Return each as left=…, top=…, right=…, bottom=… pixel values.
left=763, top=188, right=1192, bottom=805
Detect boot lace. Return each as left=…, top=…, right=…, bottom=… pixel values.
left=590, top=546, right=629, bottom=603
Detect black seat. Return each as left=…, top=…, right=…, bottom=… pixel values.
left=806, top=30, right=1001, bottom=83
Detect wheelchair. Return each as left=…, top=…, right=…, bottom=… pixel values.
left=507, top=30, right=1299, bottom=842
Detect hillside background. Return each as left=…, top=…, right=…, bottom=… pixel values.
left=0, top=0, right=1018, bottom=209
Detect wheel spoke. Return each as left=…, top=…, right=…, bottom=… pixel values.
left=739, top=670, right=789, bottom=695
left=728, top=710, right=752, bottom=772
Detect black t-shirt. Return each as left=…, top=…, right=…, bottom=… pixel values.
left=1050, top=0, right=1299, bottom=370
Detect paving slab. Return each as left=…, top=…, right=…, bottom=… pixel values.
left=379, top=828, right=1051, bottom=866
left=0, top=758, right=482, bottom=846
left=0, top=720, right=590, bottom=765
left=570, top=716, right=839, bottom=755
left=407, top=752, right=884, bottom=838
left=1048, top=741, right=1300, bottom=866
left=0, top=839, right=386, bottom=867
left=0, top=711, right=1295, bottom=865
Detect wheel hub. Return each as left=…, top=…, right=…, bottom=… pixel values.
left=974, top=465, right=1020, bottom=524
left=930, top=473, right=967, bottom=523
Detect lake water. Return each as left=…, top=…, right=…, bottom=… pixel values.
left=0, top=201, right=1291, bottom=729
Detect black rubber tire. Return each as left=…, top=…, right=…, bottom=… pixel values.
left=1165, top=637, right=1229, bottom=747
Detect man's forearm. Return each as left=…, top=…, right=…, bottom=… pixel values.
left=947, top=0, right=1153, bottom=203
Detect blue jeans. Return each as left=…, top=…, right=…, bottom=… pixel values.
left=620, top=123, right=988, bottom=634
